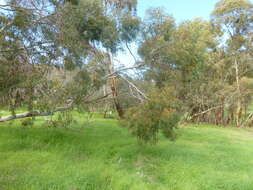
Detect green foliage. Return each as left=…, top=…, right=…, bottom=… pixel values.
left=13, top=9, right=32, bottom=28
left=42, top=111, right=75, bottom=128
left=169, top=19, right=217, bottom=84
left=121, top=87, right=181, bottom=144
left=21, top=118, right=34, bottom=127
left=212, top=0, right=253, bottom=15
left=105, top=0, right=137, bottom=12
left=56, top=110, right=75, bottom=128
left=141, top=7, right=175, bottom=39
left=138, top=2, right=253, bottom=127
left=212, top=0, right=253, bottom=38
left=120, top=14, right=140, bottom=43
left=138, top=9, right=175, bottom=88
left=139, top=16, right=216, bottom=90
left=0, top=0, right=140, bottom=116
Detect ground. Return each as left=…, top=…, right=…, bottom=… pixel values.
left=0, top=112, right=253, bottom=190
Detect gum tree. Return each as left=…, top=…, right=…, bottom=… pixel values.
left=0, top=0, right=140, bottom=122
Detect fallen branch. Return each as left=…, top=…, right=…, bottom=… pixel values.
left=241, top=112, right=253, bottom=127
left=0, top=93, right=115, bottom=122
left=0, top=103, right=72, bottom=122
left=191, top=105, right=224, bottom=118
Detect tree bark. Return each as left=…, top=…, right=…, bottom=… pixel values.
left=235, top=58, right=242, bottom=127
left=107, top=53, right=124, bottom=118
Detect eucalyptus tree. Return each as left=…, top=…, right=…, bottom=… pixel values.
left=0, top=0, right=140, bottom=122
left=138, top=8, right=176, bottom=88
left=211, top=0, right=253, bottom=126
left=139, top=9, right=216, bottom=113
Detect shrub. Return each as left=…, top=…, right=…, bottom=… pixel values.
left=121, top=87, right=181, bottom=144
left=21, top=118, right=34, bottom=127
left=42, top=110, right=75, bottom=128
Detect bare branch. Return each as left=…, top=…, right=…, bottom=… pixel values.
left=0, top=102, right=73, bottom=122
left=120, top=75, right=148, bottom=100
left=102, top=62, right=144, bottom=80
left=191, top=105, right=224, bottom=118
left=83, top=93, right=112, bottom=104
left=125, top=42, right=137, bottom=62
left=241, top=112, right=253, bottom=127
left=0, top=108, right=64, bottom=122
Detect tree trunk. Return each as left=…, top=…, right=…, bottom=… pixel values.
left=107, top=53, right=124, bottom=118
left=235, top=58, right=242, bottom=127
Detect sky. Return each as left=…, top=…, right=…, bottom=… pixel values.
left=137, top=0, right=219, bottom=22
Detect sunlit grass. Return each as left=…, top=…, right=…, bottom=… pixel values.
left=0, top=113, right=253, bottom=190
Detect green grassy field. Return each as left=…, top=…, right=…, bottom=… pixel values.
left=1, top=113, right=253, bottom=190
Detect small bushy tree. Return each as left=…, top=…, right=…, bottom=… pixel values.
left=121, top=87, right=181, bottom=144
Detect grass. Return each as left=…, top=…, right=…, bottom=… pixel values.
left=1, top=113, right=253, bottom=190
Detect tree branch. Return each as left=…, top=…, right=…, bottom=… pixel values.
left=120, top=75, right=148, bottom=100
left=102, top=62, right=144, bottom=80
left=191, top=105, right=224, bottom=118
left=125, top=42, right=137, bottom=62
left=0, top=20, right=14, bottom=34
left=0, top=103, right=73, bottom=122
left=241, top=112, right=253, bottom=127
left=83, top=93, right=112, bottom=104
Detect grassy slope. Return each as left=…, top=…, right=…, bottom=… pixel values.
left=1, top=114, right=253, bottom=190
